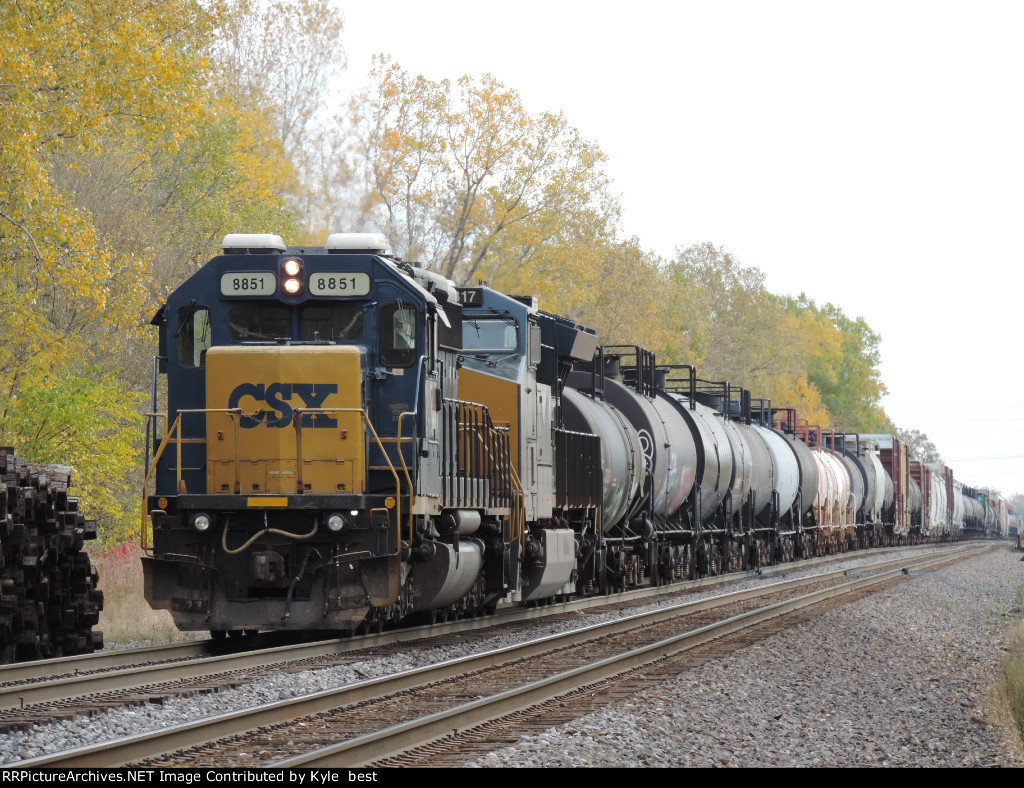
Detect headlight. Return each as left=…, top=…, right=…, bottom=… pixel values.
left=193, top=513, right=212, bottom=532
left=327, top=514, right=346, bottom=533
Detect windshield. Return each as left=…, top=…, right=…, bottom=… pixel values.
left=229, top=305, right=289, bottom=343
left=300, top=305, right=363, bottom=342
left=463, top=317, right=518, bottom=352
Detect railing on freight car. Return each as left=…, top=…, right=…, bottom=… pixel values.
left=555, top=428, right=602, bottom=510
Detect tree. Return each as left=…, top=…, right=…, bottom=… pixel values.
left=345, top=58, right=619, bottom=286
left=896, top=428, right=943, bottom=463
left=0, top=0, right=296, bottom=542
left=655, top=244, right=830, bottom=422
left=213, top=0, right=347, bottom=241
left=492, top=236, right=668, bottom=349
left=782, top=295, right=889, bottom=432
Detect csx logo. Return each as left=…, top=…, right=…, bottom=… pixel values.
left=228, top=383, right=338, bottom=429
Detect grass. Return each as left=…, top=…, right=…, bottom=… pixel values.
left=999, top=584, right=1024, bottom=741
left=91, top=543, right=196, bottom=644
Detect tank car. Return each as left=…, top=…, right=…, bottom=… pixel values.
left=860, top=435, right=913, bottom=544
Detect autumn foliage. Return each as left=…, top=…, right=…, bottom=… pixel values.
left=1, top=0, right=897, bottom=547
left=0, top=0, right=295, bottom=543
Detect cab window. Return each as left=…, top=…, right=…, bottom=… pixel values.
left=463, top=317, right=518, bottom=351
left=229, top=305, right=289, bottom=343
left=176, top=305, right=211, bottom=367
left=300, top=305, right=363, bottom=342
left=380, top=304, right=416, bottom=367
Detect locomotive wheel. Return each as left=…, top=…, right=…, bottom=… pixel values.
left=0, top=449, right=102, bottom=665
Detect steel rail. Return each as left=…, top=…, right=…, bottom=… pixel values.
left=8, top=544, right=989, bottom=768
left=0, top=543, right=976, bottom=708
left=0, top=540, right=968, bottom=689
left=275, top=544, right=992, bottom=767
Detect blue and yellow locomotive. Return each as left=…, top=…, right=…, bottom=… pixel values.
left=142, top=233, right=599, bottom=635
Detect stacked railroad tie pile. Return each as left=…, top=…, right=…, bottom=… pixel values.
left=0, top=448, right=103, bottom=663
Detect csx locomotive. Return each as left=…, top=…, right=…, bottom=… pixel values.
left=141, top=233, right=1016, bottom=636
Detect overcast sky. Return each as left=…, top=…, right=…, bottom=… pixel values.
left=335, top=1, right=1024, bottom=495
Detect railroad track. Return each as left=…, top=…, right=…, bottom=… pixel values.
left=0, top=541, right=954, bottom=727
left=0, top=539, right=964, bottom=688
left=8, top=542, right=989, bottom=767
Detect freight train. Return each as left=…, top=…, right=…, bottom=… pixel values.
left=140, top=233, right=1014, bottom=636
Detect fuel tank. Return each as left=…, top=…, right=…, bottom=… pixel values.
left=410, top=540, right=484, bottom=611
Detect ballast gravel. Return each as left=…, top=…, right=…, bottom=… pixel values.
left=468, top=544, right=1024, bottom=767
left=2, top=545, right=1022, bottom=766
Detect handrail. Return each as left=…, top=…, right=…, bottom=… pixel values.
left=396, top=410, right=417, bottom=548
left=291, top=407, right=404, bottom=552
left=139, top=409, right=242, bottom=552
left=507, top=460, right=525, bottom=547
left=141, top=406, right=404, bottom=558
left=140, top=411, right=170, bottom=552
left=440, top=397, right=517, bottom=523
left=468, top=422, right=523, bottom=545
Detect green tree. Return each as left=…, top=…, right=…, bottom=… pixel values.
left=783, top=295, right=889, bottom=431
left=659, top=244, right=829, bottom=421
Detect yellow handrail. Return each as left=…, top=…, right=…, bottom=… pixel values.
left=140, top=409, right=242, bottom=552
left=291, top=407, right=405, bottom=551
left=141, top=406, right=406, bottom=557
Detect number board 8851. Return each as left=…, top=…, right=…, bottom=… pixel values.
left=310, top=272, right=371, bottom=297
